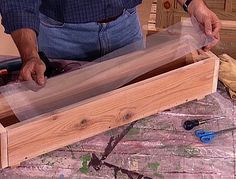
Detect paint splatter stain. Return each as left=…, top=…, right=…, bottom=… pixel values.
left=157, top=123, right=176, bottom=131
left=66, top=145, right=76, bottom=159
left=127, top=128, right=140, bottom=136
left=154, top=172, right=164, bottom=179
left=148, top=162, right=164, bottom=178
left=148, top=162, right=160, bottom=171
left=59, top=174, right=65, bottom=179
left=79, top=154, right=92, bottom=174
left=175, top=146, right=200, bottom=157
left=175, top=164, right=182, bottom=171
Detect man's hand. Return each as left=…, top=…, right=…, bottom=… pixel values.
left=11, top=28, right=46, bottom=85
left=188, top=0, right=221, bottom=50
left=19, top=57, right=46, bottom=86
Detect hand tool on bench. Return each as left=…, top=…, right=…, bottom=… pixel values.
left=195, top=127, right=236, bottom=144
left=183, top=116, right=225, bottom=131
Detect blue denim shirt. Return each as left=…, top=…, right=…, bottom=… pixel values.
left=0, top=0, right=142, bottom=34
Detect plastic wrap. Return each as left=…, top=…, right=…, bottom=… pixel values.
left=0, top=17, right=214, bottom=121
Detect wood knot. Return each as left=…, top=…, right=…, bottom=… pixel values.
left=75, top=119, right=88, bottom=129
left=52, top=115, right=58, bottom=121
left=163, top=1, right=171, bottom=9
left=80, top=119, right=88, bottom=128
left=123, top=112, right=134, bottom=121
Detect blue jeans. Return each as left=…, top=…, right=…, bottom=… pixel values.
left=38, top=8, right=144, bottom=61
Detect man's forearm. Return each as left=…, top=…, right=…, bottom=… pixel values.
left=11, top=28, right=46, bottom=85
left=177, top=0, right=205, bottom=15
left=11, top=28, right=39, bottom=63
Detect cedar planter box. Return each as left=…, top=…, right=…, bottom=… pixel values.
left=0, top=46, right=219, bottom=168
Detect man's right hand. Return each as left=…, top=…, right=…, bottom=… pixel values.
left=19, top=57, right=46, bottom=86
left=11, top=28, right=46, bottom=86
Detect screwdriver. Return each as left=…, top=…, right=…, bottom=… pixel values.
left=195, top=127, right=236, bottom=144
left=183, top=116, right=225, bottom=131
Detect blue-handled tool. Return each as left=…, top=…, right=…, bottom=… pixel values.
left=195, top=127, right=236, bottom=144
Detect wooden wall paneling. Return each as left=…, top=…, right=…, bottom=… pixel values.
left=225, top=0, right=233, bottom=12
left=233, top=0, right=236, bottom=12
left=212, top=10, right=236, bottom=20
left=156, top=0, right=175, bottom=28
left=205, top=0, right=225, bottom=10
left=155, top=0, right=236, bottom=28
left=215, top=19, right=236, bottom=58
left=137, top=0, right=154, bottom=36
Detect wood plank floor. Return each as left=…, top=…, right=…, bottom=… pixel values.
left=0, top=82, right=235, bottom=179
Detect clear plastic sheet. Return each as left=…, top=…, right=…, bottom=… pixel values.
left=0, top=17, right=214, bottom=121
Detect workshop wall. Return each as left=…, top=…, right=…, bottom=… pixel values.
left=156, top=0, right=236, bottom=28
left=153, top=0, right=236, bottom=58
left=137, top=0, right=154, bottom=37
left=0, top=17, right=19, bottom=56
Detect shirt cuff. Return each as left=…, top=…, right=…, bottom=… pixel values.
left=1, top=11, right=40, bottom=34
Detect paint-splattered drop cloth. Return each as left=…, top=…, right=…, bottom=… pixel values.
left=219, top=54, right=236, bottom=100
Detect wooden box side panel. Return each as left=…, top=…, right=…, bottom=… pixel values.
left=207, top=52, right=220, bottom=93
left=0, top=124, right=8, bottom=168
left=7, top=58, right=217, bottom=166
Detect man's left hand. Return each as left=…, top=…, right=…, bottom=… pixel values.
left=188, top=0, right=221, bottom=50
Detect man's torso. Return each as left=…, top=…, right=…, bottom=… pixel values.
left=39, top=0, right=142, bottom=23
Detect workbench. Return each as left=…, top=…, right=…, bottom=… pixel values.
left=0, top=83, right=234, bottom=178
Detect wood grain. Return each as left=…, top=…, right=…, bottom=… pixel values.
left=205, top=51, right=220, bottom=93
left=0, top=95, right=14, bottom=120
left=220, top=20, right=236, bottom=30
left=125, top=56, right=187, bottom=85
left=156, top=0, right=174, bottom=28
left=137, top=0, right=154, bottom=37
left=6, top=57, right=217, bottom=166
left=225, top=0, right=233, bottom=12
left=0, top=124, right=7, bottom=168
left=0, top=95, right=19, bottom=127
